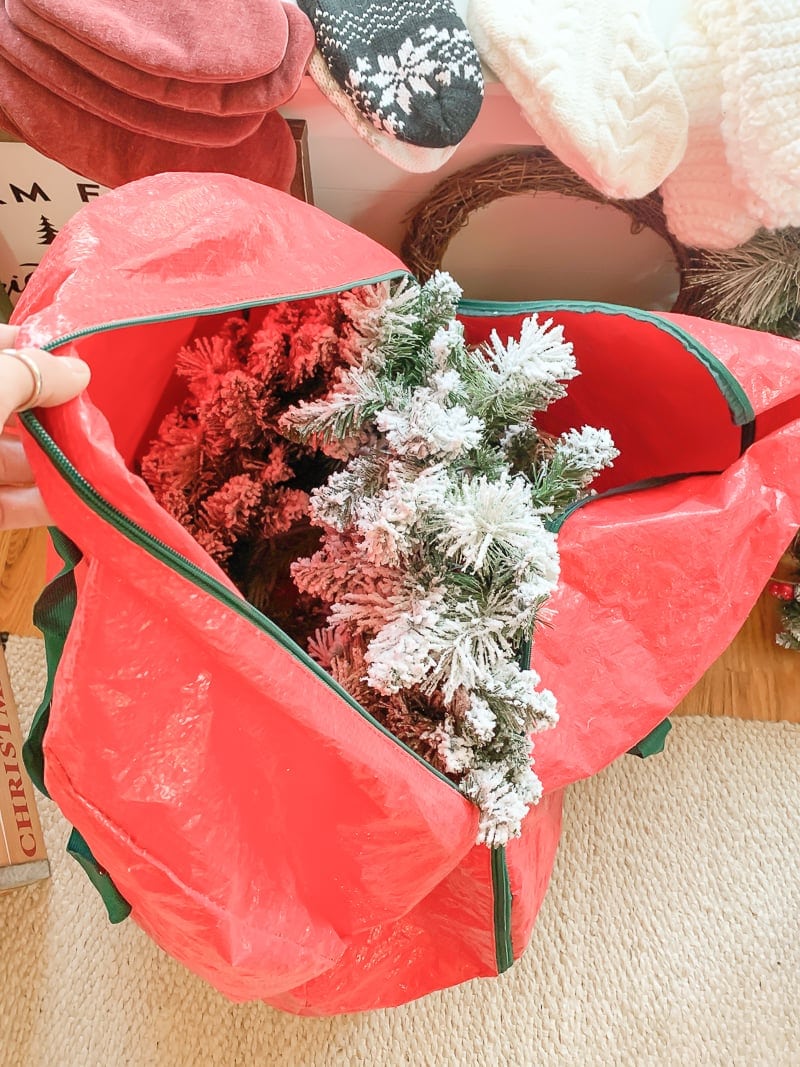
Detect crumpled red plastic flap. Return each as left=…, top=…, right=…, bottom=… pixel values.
left=268, top=790, right=564, bottom=1016
left=12, top=172, right=405, bottom=349
left=533, top=417, right=800, bottom=794
left=35, top=528, right=479, bottom=998
left=662, top=312, right=800, bottom=417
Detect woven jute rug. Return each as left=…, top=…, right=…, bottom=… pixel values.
left=1, top=636, right=797, bottom=1067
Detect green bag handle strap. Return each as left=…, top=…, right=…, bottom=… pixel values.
left=627, top=717, right=672, bottom=759
left=66, top=828, right=131, bottom=924
left=23, top=527, right=131, bottom=923
left=23, top=527, right=80, bottom=798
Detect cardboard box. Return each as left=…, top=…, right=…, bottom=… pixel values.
left=0, top=643, right=49, bottom=891
left=0, top=138, right=107, bottom=310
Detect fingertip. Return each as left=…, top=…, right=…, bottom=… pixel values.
left=60, top=356, right=92, bottom=388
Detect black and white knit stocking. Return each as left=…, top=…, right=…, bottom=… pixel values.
left=297, top=0, right=483, bottom=147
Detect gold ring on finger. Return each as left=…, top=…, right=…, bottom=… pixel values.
left=1, top=348, right=44, bottom=411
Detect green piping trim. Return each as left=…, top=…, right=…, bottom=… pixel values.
left=545, top=470, right=724, bottom=535
left=458, top=299, right=754, bottom=427
left=491, top=846, right=513, bottom=973
left=38, top=271, right=411, bottom=350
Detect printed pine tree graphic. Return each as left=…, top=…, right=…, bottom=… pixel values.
left=36, top=214, right=59, bottom=245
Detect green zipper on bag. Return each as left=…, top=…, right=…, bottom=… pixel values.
left=487, top=633, right=535, bottom=975
left=458, top=299, right=755, bottom=427
left=491, top=845, right=513, bottom=972
left=543, top=470, right=726, bottom=535
left=31, top=271, right=414, bottom=349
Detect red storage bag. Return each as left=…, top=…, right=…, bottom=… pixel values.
left=12, top=172, right=800, bottom=1014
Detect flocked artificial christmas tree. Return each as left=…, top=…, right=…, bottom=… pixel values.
left=142, top=272, right=618, bottom=845
left=280, top=272, right=617, bottom=843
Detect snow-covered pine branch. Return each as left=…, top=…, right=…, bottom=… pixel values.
left=287, top=272, right=619, bottom=846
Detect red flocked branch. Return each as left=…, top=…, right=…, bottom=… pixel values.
left=139, top=297, right=353, bottom=636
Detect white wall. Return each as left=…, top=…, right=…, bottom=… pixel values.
left=280, top=0, right=689, bottom=308
left=282, top=81, right=541, bottom=259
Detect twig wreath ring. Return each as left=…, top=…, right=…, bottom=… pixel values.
left=400, top=147, right=694, bottom=311
left=1, top=348, right=44, bottom=411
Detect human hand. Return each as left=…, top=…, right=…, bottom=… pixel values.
left=0, top=323, right=91, bottom=529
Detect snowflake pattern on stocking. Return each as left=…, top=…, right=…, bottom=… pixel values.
left=346, top=27, right=481, bottom=138
left=299, top=0, right=483, bottom=147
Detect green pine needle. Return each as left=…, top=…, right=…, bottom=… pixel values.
left=689, top=228, right=800, bottom=337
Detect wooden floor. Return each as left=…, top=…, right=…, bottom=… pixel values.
left=674, top=592, right=799, bottom=722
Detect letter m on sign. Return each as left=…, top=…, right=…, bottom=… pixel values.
left=10, top=183, right=50, bottom=204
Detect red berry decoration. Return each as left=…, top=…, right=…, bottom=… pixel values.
left=768, top=580, right=797, bottom=602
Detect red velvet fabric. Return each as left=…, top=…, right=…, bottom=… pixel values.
left=6, top=0, right=314, bottom=117
left=18, top=0, right=291, bottom=81
left=0, top=56, right=297, bottom=191
left=0, top=103, right=22, bottom=137
left=0, top=7, right=263, bottom=145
